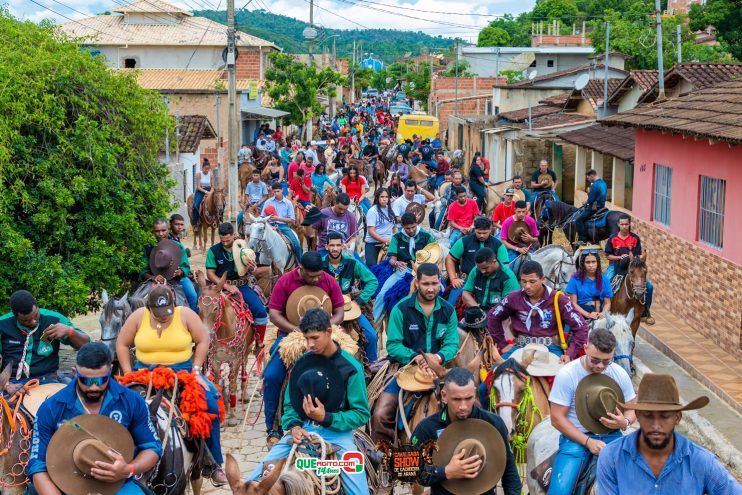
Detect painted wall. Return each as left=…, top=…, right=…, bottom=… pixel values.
left=631, top=129, right=742, bottom=265
left=616, top=84, right=645, bottom=113
left=495, top=87, right=569, bottom=114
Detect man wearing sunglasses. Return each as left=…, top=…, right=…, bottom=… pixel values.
left=547, top=329, right=637, bottom=495
left=28, top=342, right=161, bottom=495
left=0, top=290, right=90, bottom=394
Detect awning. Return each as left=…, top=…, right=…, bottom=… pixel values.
left=241, top=107, right=290, bottom=119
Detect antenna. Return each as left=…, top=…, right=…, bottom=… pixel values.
left=574, top=73, right=589, bottom=91
left=528, top=70, right=538, bottom=81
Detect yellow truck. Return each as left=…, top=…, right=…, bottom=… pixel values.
left=395, top=113, right=440, bottom=144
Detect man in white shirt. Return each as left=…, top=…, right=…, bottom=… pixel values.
left=548, top=328, right=637, bottom=495
left=391, top=179, right=435, bottom=221
left=304, top=141, right=320, bottom=164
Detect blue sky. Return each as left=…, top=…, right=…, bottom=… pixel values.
left=8, top=0, right=537, bottom=43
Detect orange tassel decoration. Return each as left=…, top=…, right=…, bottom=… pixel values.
left=117, top=367, right=225, bottom=439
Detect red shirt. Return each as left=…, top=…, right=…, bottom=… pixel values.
left=492, top=201, right=516, bottom=225
left=341, top=176, right=367, bottom=202
left=290, top=176, right=312, bottom=202
left=268, top=269, right=344, bottom=333
left=446, top=199, right=480, bottom=229
left=287, top=162, right=299, bottom=183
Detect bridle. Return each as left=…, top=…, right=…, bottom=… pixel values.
left=545, top=253, right=576, bottom=290
left=250, top=220, right=270, bottom=258
left=624, top=269, right=647, bottom=304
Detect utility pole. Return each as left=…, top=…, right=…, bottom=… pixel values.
left=454, top=37, right=459, bottom=117
left=603, top=22, right=610, bottom=118
left=308, top=0, right=314, bottom=67
left=226, top=0, right=237, bottom=220
left=351, top=39, right=356, bottom=104
left=676, top=24, right=682, bottom=63
left=655, top=0, right=665, bottom=99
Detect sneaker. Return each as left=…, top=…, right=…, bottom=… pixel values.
left=210, top=466, right=227, bottom=487
left=642, top=315, right=656, bottom=325
left=266, top=431, right=282, bottom=446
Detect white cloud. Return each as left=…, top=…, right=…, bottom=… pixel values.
left=9, top=0, right=535, bottom=39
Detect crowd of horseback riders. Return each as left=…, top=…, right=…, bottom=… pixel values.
left=1, top=96, right=738, bottom=495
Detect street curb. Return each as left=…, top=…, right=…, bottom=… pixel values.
left=633, top=357, right=742, bottom=479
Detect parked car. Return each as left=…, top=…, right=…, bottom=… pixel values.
left=361, top=88, right=379, bottom=98
left=390, top=103, right=413, bottom=115
left=393, top=91, right=406, bottom=102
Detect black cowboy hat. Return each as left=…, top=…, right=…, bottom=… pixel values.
left=149, top=239, right=182, bottom=280
left=301, top=207, right=327, bottom=226
left=459, top=307, right=487, bottom=329
left=289, top=353, right=345, bottom=421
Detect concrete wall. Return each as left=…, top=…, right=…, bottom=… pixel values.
left=495, top=87, right=569, bottom=114
left=98, top=45, right=224, bottom=69
left=632, top=129, right=742, bottom=265
left=616, top=84, right=646, bottom=113
left=461, top=51, right=595, bottom=77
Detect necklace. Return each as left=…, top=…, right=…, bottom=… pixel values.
left=76, top=389, right=104, bottom=415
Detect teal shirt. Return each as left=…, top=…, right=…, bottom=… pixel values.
left=462, top=265, right=520, bottom=306
left=386, top=296, right=459, bottom=365
left=448, top=237, right=510, bottom=267
left=323, top=255, right=379, bottom=305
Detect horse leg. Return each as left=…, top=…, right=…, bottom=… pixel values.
left=191, top=475, right=203, bottom=495
left=227, top=356, right=241, bottom=426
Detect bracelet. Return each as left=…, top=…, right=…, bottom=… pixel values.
left=623, top=418, right=631, bottom=431
left=584, top=437, right=590, bottom=447
left=193, top=365, right=202, bottom=373
left=67, top=328, right=74, bottom=338
left=127, top=464, right=135, bottom=478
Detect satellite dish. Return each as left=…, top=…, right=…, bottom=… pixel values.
left=574, top=73, right=589, bottom=91
left=528, top=70, right=538, bottom=81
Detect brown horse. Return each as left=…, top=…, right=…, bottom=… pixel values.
left=610, top=257, right=648, bottom=337
left=196, top=272, right=256, bottom=426
left=0, top=363, right=33, bottom=495
left=187, top=188, right=226, bottom=252
left=292, top=202, right=317, bottom=252
left=239, top=162, right=254, bottom=200
left=225, top=455, right=311, bottom=495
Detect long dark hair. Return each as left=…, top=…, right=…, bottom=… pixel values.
left=347, top=166, right=361, bottom=184
left=373, top=187, right=394, bottom=224
left=388, top=173, right=403, bottom=198
left=575, top=251, right=602, bottom=291
left=315, top=164, right=326, bottom=175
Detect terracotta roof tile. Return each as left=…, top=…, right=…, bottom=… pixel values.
left=122, top=69, right=253, bottom=91
left=178, top=115, right=216, bottom=153
left=112, top=0, right=191, bottom=15
left=508, top=63, right=627, bottom=87
left=558, top=124, right=635, bottom=161
left=603, top=79, right=742, bottom=144
left=640, top=62, right=742, bottom=102
left=530, top=112, right=594, bottom=130
left=580, top=78, right=624, bottom=109
left=498, top=105, right=563, bottom=122
left=538, top=92, right=571, bottom=106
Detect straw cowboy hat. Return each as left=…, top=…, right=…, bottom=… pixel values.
left=507, top=220, right=531, bottom=244
left=47, top=415, right=135, bottom=495
left=510, top=344, right=564, bottom=377
left=149, top=239, right=182, bottom=280
left=620, top=373, right=709, bottom=412
left=232, top=238, right=256, bottom=277
left=405, top=202, right=426, bottom=225
left=432, top=418, right=507, bottom=495
left=575, top=374, right=626, bottom=434
left=415, top=243, right=443, bottom=266
left=459, top=307, right=487, bottom=330
left=342, top=295, right=362, bottom=322
left=537, top=173, right=554, bottom=189
left=286, top=286, right=333, bottom=326
left=397, top=363, right=436, bottom=392
left=289, top=354, right=345, bottom=422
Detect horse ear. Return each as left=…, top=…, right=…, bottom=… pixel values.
left=605, top=312, right=615, bottom=329
left=101, top=290, right=109, bottom=305
left=217, top=273, right=227, bottom=292
left=491, top=344, right=505, bottom=366
left=249, top=214, right=258, bottom=222
left=224, top=454, right=248, bottom=495
left=195, top=270, right=207, bottom=291
left=149, top=388, right=164, bottom=417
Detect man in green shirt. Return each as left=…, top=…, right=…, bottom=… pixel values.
left=242, top=308, right=370, bottom=494
left=370, top=263, right=459, bottom=443
left=0, top=290, right=89, bottom=393
left=461, top=247, right=519, bottom=312
left=445, top=216, right=509, bottom=307
left=141, top=218, right=196, bottom=312
left=372, top=212, right=435, bottom=322
left=323, top=232, right=379, bottom=362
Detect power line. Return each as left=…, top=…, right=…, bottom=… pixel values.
left=183, top=0, right=224, bottom=70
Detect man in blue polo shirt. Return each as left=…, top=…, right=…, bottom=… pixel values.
left=28, top=342, right=162, bottom=495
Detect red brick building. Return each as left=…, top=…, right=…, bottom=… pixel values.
left=429, top=76, right=506, bottom=137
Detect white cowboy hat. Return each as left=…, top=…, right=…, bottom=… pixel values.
left=232, top=239, right=256, bottom=277
left=509, top=343, right=564, bottom=376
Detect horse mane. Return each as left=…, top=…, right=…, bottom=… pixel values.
left=101, top=298, right=118, bottom=325
left=533, top=244, right=567, bottom=256
left=493, top=357, right=528, bottom=379
left=630, top=256, right=646, bottom=270
left=276, top=471, right=313, bottom=495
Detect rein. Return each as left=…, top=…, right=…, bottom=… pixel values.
left=511, top=375, right=544, bottom=482
left=0, top=380, right=38, bottom=487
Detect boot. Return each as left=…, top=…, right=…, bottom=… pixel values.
left=370, top=392, right=398, bottom=444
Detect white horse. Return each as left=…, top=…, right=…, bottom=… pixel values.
left=526, top=419, right=565, bottom=495
left=529, top=244, right=578, bottom=290
left=590, top=309, right=636, bottom=375
left=247, top=215, right=295, bottom=273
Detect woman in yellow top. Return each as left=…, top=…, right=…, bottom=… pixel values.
left=116, top=285, right=227, bottom=485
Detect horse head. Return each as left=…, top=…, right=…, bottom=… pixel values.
left=197, top=273, right=226, bottom=335
left=592, top=310, right=636, bottom=375
left=490, top=356, right=532, bottom=436
left=214, top=188, right=227, bottom=221
left=627, top=257, right=648, bottom=299
left=99, top=291, right=132, bottom=356
left=248, top=215, right=267, bottom=250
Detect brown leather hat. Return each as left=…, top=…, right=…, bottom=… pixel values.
left=620, top=373, right=709, bottom=412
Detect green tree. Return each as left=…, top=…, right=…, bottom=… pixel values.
left=689, top=0, right=742, bottom=61
left=442, top=60, right=475, bottom=77
left=0, top=11, right=174, bottom=315
left=264, top=52, right=345, bottom=137
left=531, top=0, right=581, bottom=27
left=478, top=26, right=512, bottom=47
left=501, top=69, right=526, bottom=84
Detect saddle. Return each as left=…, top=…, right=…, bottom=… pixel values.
left=586, top=207, right=610, bottom=227
left=531, top=451, right=597, bottom=493
left=21, top=383, right=66, bottom=416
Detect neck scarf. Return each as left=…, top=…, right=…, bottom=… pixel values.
left=401, top=226, right=421, bottom=258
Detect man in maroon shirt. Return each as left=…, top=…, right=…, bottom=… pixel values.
left=264, top=252, right=345, bottom=444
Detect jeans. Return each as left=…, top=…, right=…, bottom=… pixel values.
left=246, top=422, right=368, bottom=494
left=273, top=222, right=302, bottom=257
left=434, top=205, right=448, bottom=230
left=470, top=182, right=485, bottom=211
left=604, top=264, right=654, bottom=311
left=179, top=277, right=199, bottom=313
left=548, top=431, right=622, bottom=495
left=447, top=286, right=463, bottom=306
left=264, top=333, right=288, bottom=434
left=135, top=361, right=223, bottom=465
left=372, top=270, right=408, bottom=322
left=478, top=344, right=564, bottom=407
left=237, top=284, right=269, bottom=325
left=574, top=207, right=594, bottom=241
left=359, top=197, right=371, bottom=215
left=449, top=229, right=464, bottom=245
left=358, top=313, right=378, bottom=362
left=191, top=187, right=211, bottom=224
left=297, top=199, right=312, bottom=208
left=434, top=175, right=445, bottom=189
left=365, top=242, right=384, bottom=266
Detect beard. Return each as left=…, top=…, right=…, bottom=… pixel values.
left=642, top=430, right=672, bottom=450
left=77, top=383, right=104, bottom=404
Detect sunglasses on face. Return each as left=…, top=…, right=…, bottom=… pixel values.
left=76, top=371, right=111, bottom=387
left=587, top=355, right=613, bottom=366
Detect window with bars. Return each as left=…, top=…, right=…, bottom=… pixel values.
left=698, top=176, right=725, bottom=249
left=653, top=164, right=672, bottom=226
